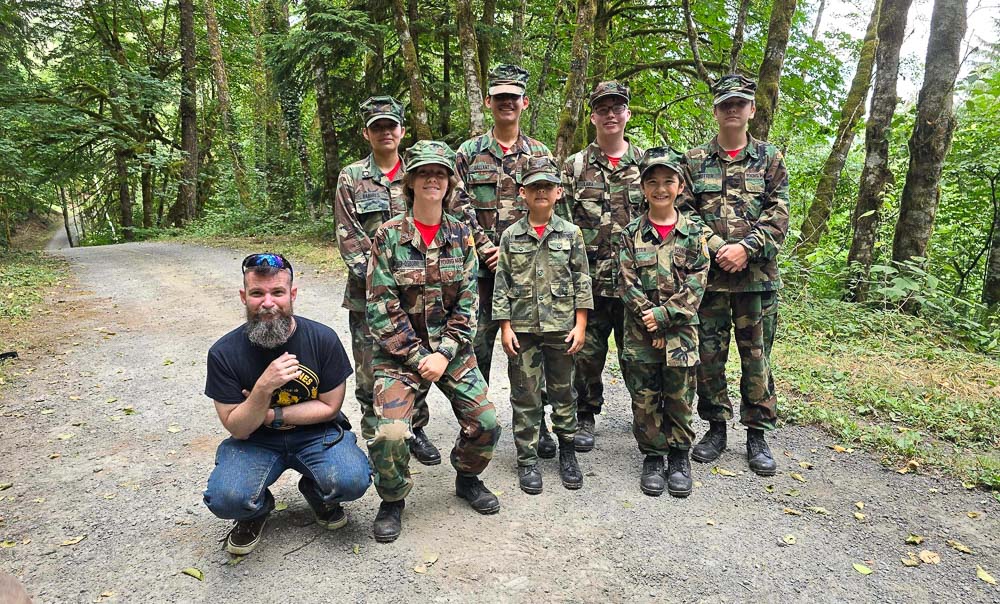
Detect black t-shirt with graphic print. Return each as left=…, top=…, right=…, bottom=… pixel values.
left=205, top=316, right=353, bottom=430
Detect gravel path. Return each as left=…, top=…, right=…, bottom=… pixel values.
left=0, top=240, right=997, bottom=603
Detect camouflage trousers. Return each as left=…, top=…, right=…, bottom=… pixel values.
left=474, top=275, right=501, bottom=383
left=508, top=331, right=578, bottom=466
left=623, top=362, right=696, bottom=455
left=696, top=291, right=779, bottom=430
left=349, top=311, right=430, bottom=440
left=574, top=295, right=625, bottom=415
left=368, top=364, right=500, bottom=502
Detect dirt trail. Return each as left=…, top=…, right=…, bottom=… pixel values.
left=0, top=240, right=997, bottom=603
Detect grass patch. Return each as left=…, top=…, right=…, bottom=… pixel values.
left=774, top=293, right=1000, bottom=494
left=0, top=250, right=69, bottom=383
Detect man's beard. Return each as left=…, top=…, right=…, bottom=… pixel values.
left=245, top=306, right=294, bottom=348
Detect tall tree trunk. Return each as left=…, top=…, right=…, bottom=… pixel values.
left=682, top=0, right=713, bottom=85
left=984, top=178, right=1000, bottom=306
left=440, top=7, right=452, bottom=137
left=141, top=163, right=153, bottom=228
left=456, top=0, right=486, bottom=136
left=846, top=0, right=913, bottom=301
left=204, top=0, right=251, bottom=206
left=891, top=0, right=967, bottom=265
left=812, top=0, right=826, bottom=39
left=510, top=0, right=528, bottom=64
left=553, top=0, right=597, bottom=162
left=115, top=149, right=134, bottom=240
left=730, top=0, right=752, bottom=71
left=59, top=186, right=73, bottom=247
left=477, top=0, right=495, bottom=85
left=750, top=0, right=798, bottom=142
left=305, top=1, right=341, bottom=214
left=178, top=0, right=199, bottom=222
left=391, top=0, right=432, bottom=139
left=528, top=4, right=563, bottom=136
left=797, top=0, right=881, bottom=256
left=247, top=0, right=269, bottom=185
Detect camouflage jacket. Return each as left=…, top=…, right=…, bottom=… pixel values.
left=454, top=129, right=552, bottom=274
left=366, top=209, right=479, bottom=380
left=334, top=154, right=407, bottom=311
left=557, top=141, right=645, bottom=298
left=676, top=135, right=789, bottom=292
left=492, top=215, right=594, bottom=333
left=618, top=212, right=710, bottom=367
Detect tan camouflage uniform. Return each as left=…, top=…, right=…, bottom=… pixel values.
left=493, top=205, right=593, bottom=466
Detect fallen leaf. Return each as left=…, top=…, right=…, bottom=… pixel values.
left=105, top=398, right=118, bottom=404
left=621, top=500, right=633, bottom=509
left=163, top=359, right=174, bottom=366
left=806, top=506, right=829, bottom=515
left=798, top=461, right=813, bottom=470
left=918, top=550, right=940, bottom=565
left=967, top=511, right=981, bottom=519
left=61, top=535, right=86, bottom=546
left=413, top=565, right=427, bottom=574
left=181, top=567, right=204, bottom=580
left=830, top=445, right=848, bottom=453
left=782, top=534, right=796, bottom=545
left=21, top=538, right=30, bottom=544
left=167, top=425, right=182, bottom=433
left=227, top=555, right=244, bottom=566
left=69, top=396, right=81, bottom=401
left=783, top=507, right=802, bottom=516
left=103, top=493, right=115, bottom=500
left=48, top=453, right=60, bottom=459
left=352, top=544, right=360, bottom=555
left=0, top=540, right=15, bottom=548
left=41, top=409, right=55, bottom=415
left=765, top=484, right=775, bottom=493
left=57, top=433, right=74, bottom=440
left=121, top=407, right=136, bottom=415
left=274, top=502, right=288, bottom=512
left=423, top=552, right=439, bottom=566
left=946, top=539, right=974, bottom=554
left=713, top=467, right=737, bottom=477
left=854, top=512, right=865, bottom=521
left=789, top=472, right=806, bottom=483
left=785, top=489, right=800, bottom=497
left=706, top=519, right=716, bottom=526
left=901, top=552, right=920, bottom=567
left=97, top=591, right=116, bottom=600
left=493, top=490, right=503, bottom=496
left=693, top=481, right=703, bottom=488
left=855, top=501, right=864, bottom=510
left=32, top=498, right=43, bottom=503
left=962, top=482, right=976, bottom=490
left=906, top=534, right=925, bottom=545
left=0, top=483, right=11, bottom=491
left=977, top=565, right=996, bottom=585
left=853, top=563, right=873, bottom=575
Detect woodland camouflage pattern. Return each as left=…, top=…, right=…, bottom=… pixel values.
left=492, top=214, right=593, bottom=333
left=676, top=134, right=789, bottom=293
left=359, top=95, right=405, bottom=126
left=712, top=74, right=757, bottom=105
left=623, top=363, right=697, bottom=454
left=589, top=80, right=631, bottom=106
left=618, top=211, right=710, bottom=367
left=366, top=209, right=499, bottom=501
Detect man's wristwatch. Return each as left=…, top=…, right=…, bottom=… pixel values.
left=269, top=406, right=284, bottom=429
left=437, top=347, right=455, bottom=361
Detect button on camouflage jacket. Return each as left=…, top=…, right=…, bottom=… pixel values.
left=557, top=141, right=645, bottom=298
left=492, top=215, right=594, bottom=333
left=676, top=135, right=789, bottom=293
left=366, top=209, right=479, bottom=380
left=618, top=212, right=710, bottom=367
left=454, top=129, right=552, bottom=274
left=335, top=154, right=407, bottom=311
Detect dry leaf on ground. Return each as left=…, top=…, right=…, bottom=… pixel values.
left=60, top=535, right=86, bottom=546
left=853, top=563, right=873, bottom=575
left=918, top=550, right=940, bottom=564
left=966, top=511, right=981, bottom=519
left=977, top=565, right=996, bottom=585
left=901, top=552, right=920, bottom=567
left=782, top=534, right=796, bottom=545
left=181, top=567, right=204, bottom=580
left=854, top=512, right=866, bottom=521
left=946, top=539, right=973, bottom=554
left=413, top=565, right=427, bottom=574
left=783, top=508, right=802, bottom=516
left=805, top=506, right=829, bottom=515
left=798, top=461, right=813, bottom=469
left=713, top=467, right=737, bottom=477
left=789, top=473, right=806, bottom=483
left=855, top=501, right=864, bottom=510
left=906, top=534, right=924, bottom=545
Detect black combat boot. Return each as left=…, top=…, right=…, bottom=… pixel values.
left=640, top=455, right=666, bottom=496
left=746, top=429, right=777, bottom=476
left=666, top=448, right=693, bottom=498
left=373, top=499, right=405, bottom=543
left=558, top=440, right=583, bottom=490
left=407, top=427, right=442, bottom=466
left=574, top=411, right=596, bottom=452
left=518, top=465, right=543, bottom=495
left=691, top=421, right=727, bottom=463
left=456, top=474, right=501, bottom=514
left=537, top=417, right=557, bottom=459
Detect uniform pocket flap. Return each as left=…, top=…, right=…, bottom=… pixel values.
left=546, top=237, right=571, bottom=251
left=550, top=282, right=572, bottom=297
left=634, top=247, right=657, bottom=267
left=467, top=169, right=499, bottom=184
left=509, top=241, right=536, bottom=254
left=356, top=194, right=391, bottom=214
left=508, top=284, right=533, bottom=298
left=693, top=179, right=723, bottom=194
left=743, top=173, right=765, bottom=192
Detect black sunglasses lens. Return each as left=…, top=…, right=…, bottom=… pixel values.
left=243, top=254, right=292, bottom=274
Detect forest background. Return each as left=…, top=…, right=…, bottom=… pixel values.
left=1, top=0, right=999, bottom=492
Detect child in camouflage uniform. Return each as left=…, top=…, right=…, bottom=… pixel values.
left=366, top=141, right=501, bottom=543
left=493, top=157, right=593, bottom=494
left=334, top=96, right=440, bottom=466
left=619, top=147, right=710, bottom=497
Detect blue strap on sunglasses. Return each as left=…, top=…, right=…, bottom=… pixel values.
left=242, top=253, right=293, bottom=280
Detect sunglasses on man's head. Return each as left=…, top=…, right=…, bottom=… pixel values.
left=242, top=253, right=293, bottom=280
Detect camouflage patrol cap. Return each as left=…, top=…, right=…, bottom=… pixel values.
left=360, top=95, right=405, bottom=127
left=639, top=146, right=686, bottom=180
left=712, top=74, right=757, bottom=105
left=522, top=157, right=561, bottom=187
left=589, top=81, right=631, bottom=107
left=487, top=64, right=529, bottom=96
left=404, top=140, right=457, bottom=174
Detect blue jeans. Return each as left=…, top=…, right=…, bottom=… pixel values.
left=204, top=422, right=371, bottom=521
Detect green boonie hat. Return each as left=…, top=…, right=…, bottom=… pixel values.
left=360, top=95, right=405, bottom=127
left=522, top=157, right=561, bottom=187
left=712, top=74, right=757, bottom=105
left=487, top=64, right=529, bottom=96
left=404, top=140, right=457, bottom=174
left=639, top=146, right=685, bottom=179
left=589, top=81, right=631, bottom=107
